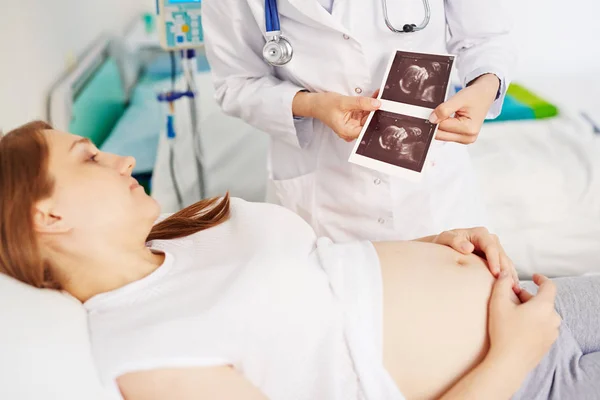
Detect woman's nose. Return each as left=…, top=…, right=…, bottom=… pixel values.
left=119, top=156, right=136, bottom=176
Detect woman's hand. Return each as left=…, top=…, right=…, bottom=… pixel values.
left=298, top=91, right=381, bottom=142
left=441, top=273, right=560, bottom=400
left=429, top=74, right=500, bottom=145
left=432, top=227, right=520, bottom=294
left=487, top=273, right=561, bottom=385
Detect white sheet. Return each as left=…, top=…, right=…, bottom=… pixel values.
left=470, top=109, right=600, bottom=278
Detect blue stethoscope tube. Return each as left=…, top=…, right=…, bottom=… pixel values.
left=265, top=0, right=280, bottom=33
left=262, top=0, right=293, bottom=66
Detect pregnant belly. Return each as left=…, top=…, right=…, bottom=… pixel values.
left=373, top=241, right=519, bottom=400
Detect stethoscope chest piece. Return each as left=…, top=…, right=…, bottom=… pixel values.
left=263, top=36, right=293, bottom=66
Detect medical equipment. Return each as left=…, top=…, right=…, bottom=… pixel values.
left=156, top=49, right=206, bottom=208
left=156, top=0, right=206, bottom=207
left=156, top=0, right=204, bottom=50
left=262, top=0, right=431, bottom=67
left=263, top=0, right=294, bottom=67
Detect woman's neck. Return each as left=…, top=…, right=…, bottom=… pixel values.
left=59, top=244, right=165, bottom=303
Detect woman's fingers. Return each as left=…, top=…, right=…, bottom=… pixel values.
left=490, top=271, right=514, bottom=309
left=498, top=245, right=520, bottom=294
left=510, top=266, right=521, bottom=295
left=518, top=289, right=534, bottom=303
left=440, top=228, right=518, bottom=285
left=435, top=231, right=473, bottom=254
left=470, top=230, right=501, bottom=277
left=531, top=275, right=557, bottom=305
left=511, top=270, right=521, bottom=294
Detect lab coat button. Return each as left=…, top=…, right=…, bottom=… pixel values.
left=373, top=178, right=381, bottom=185
left=343, top=34, right=350, bottom=40
left=355, top=87, right=363, bottom=94
left=378, top=218, right=385, bottom=224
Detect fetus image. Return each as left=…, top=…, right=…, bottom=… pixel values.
left=399, top=62, right=443, bottom=103
left=379, top=124, right=424, bottom=162
left=356, top=110, right=436, bottom=172
left=381, top=51, right=454, bottom=108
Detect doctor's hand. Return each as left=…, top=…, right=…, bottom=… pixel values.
left=311, top=92, right=381, bottom=142
left=429, top=74, right=500, bottom=145
left=432, top=227, right=521, bottom=294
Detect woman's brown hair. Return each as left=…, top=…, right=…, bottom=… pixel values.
left=0, top=121, right=230, bottom=289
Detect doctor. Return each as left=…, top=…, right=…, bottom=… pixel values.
left=203, top=0, right=514, bottom=242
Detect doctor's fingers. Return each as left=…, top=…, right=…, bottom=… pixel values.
left=437, top=116, right=481, bottom=137
left=336, top=125, right=361, bottom=142
left=359, top=111, right=373, bottom=126
left=435, top=129, right=478, bottom=145
left=429, top=96, right=463, bottom=123
left=340, top=95, right=381, bottom=112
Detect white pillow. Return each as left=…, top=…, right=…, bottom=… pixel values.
left=0, top=274, right=110, bottom=400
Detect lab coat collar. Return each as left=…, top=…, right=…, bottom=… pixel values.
left=278, top=0, right=349, bottom=35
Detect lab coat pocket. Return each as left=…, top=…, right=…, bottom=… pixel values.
left=271, top=172, right=317, bottom=229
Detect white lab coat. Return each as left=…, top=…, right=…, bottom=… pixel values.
left=203, top=0, right=515, bottom=242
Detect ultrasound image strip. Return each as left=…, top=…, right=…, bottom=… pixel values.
left=348, top=50, right=456, bottom=180
left=380, top=51, right=455, bottom=109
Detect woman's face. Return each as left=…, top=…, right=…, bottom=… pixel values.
left=40, top=130, right=160, bottom=237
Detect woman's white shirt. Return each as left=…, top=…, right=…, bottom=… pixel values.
left=85, top=198, right=401, bottom=400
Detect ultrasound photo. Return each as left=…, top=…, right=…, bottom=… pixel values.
left=355, top=110, right=436, bottom=173
left=381, top=51, right=454, bottom=109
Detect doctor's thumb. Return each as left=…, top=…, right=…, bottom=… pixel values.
left=429, top=101, right=458, bottom=124
left=343, top=95, right=381, bottom=111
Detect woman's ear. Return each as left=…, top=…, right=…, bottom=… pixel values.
left=33, top=199, right=71, bottom=234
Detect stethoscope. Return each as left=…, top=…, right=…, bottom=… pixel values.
left=262, top=0, right=432, bottom=67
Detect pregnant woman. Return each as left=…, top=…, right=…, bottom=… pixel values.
left=1, top=121, right=599, bottom=400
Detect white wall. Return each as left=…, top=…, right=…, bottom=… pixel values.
left=1, top=0, right=598, bottom=132
left=0, top=0, right=152, bottom=132
left=508, top=0, right=600, bottom=114
left=511, top=0, right=599, bottom=80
